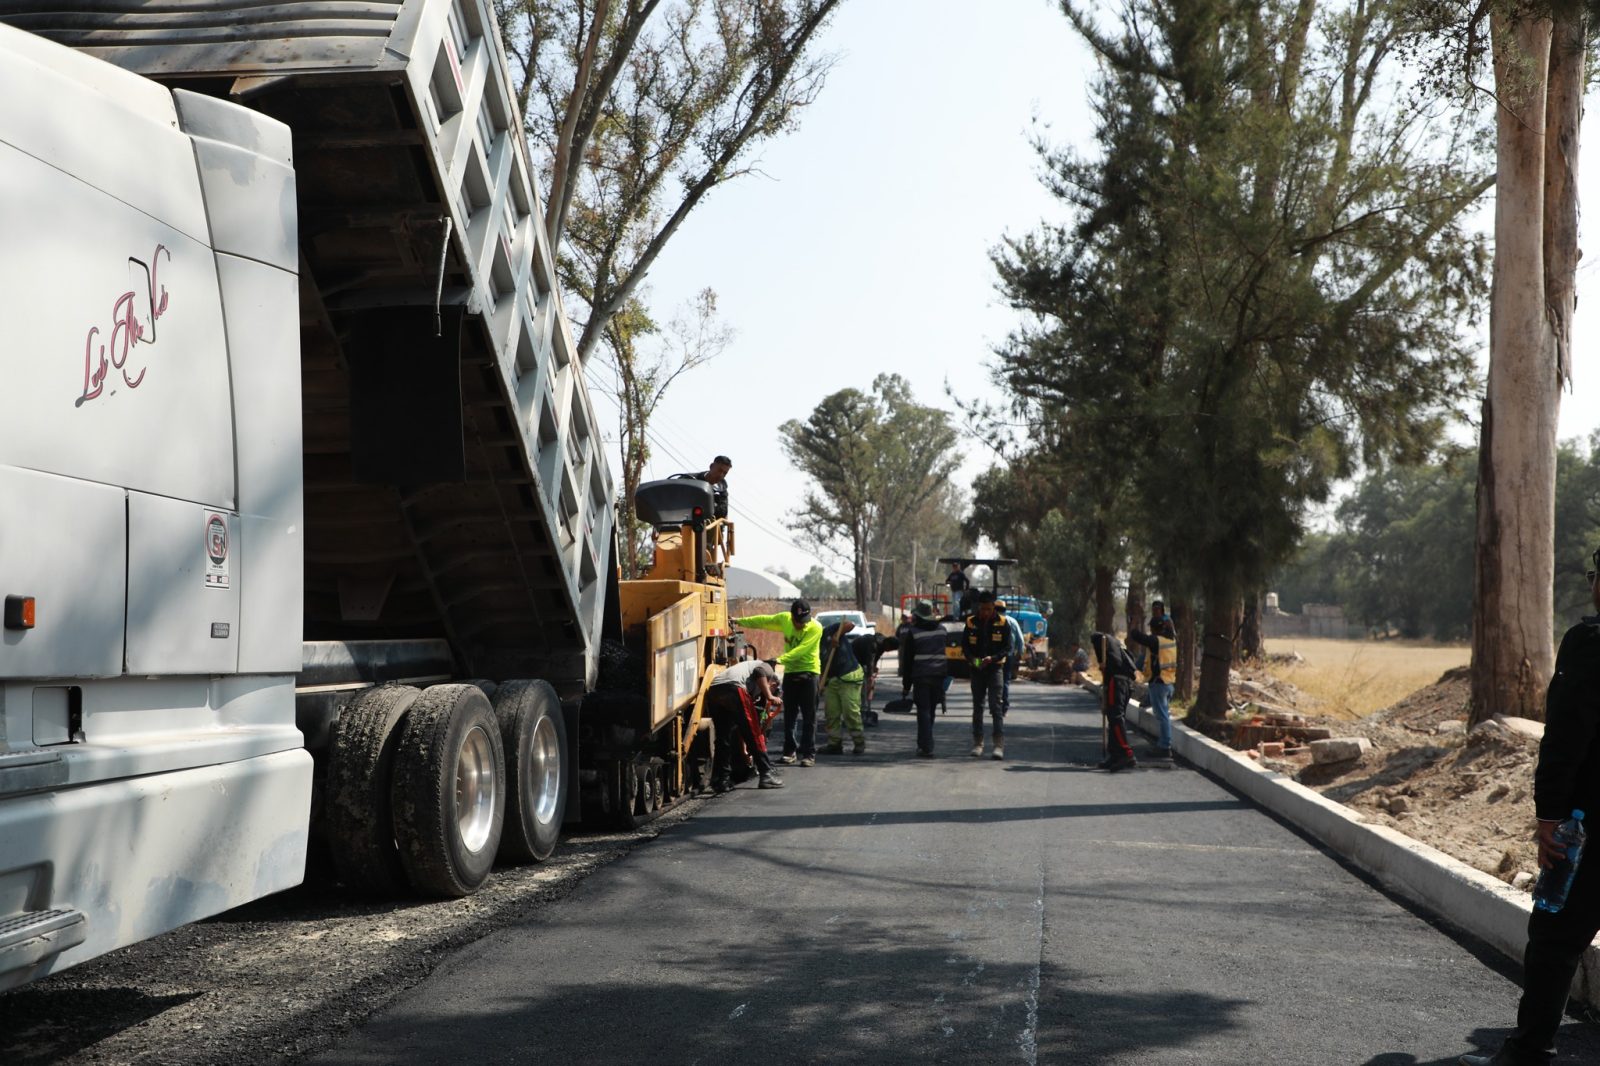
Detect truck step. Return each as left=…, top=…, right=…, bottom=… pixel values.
left=0, top=907, right=88, bottom=972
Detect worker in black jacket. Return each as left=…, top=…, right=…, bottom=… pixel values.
left=1090, top=631, right=1139, bottom=773
left=1461, top=552, right=1600, bottom=1066
left=964, top=590, right=1012, bottom=760
left=898, top=600, right=949, bottom=757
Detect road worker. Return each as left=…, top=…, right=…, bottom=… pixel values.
left=1460, top=549, right=1600, bottom=1066
left=1127, top=607, right=1177, bottom=760
left=946, top=561, right=970, bottom=613
left=965, top=590, right=1011, bottom=760
left=819, top=617, right=868, bottom=755
left=898, top=600, right=949, bottom=757
left=998, top=599, right=1025, bottom=713
left=1090, top=631, right=1139, bottom=772
left=705, top=659, right=783, bottom=791
left=671, top=455, right=731, bottom=518
left=732, top=599, right=822, bottom=766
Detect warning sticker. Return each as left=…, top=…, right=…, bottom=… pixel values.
left=204, top=513, right=230, bottom=590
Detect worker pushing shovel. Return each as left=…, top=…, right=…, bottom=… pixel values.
left=819, top=618, right=868, bottom=755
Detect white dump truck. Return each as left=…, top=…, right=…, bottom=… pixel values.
left=0, top=0, right=732, bottom=992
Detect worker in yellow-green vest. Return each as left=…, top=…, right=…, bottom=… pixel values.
left=1127, top=600, right=1177, bottom=760
left=733, top=599, right=823, bottom=767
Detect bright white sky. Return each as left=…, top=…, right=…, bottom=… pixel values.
left=582, top=0, right=1600, bottom=582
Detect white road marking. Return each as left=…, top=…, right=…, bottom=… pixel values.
left=1018, top=724, right=1056, bottom=1064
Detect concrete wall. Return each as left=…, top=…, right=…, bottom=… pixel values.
left=1262, top=602, right=1361, bottom=640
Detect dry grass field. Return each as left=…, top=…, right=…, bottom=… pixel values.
left=1262, top=637, right=1471, bottom=720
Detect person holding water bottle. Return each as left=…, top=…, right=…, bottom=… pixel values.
left=1460, top=549, right=1600, bottom=1066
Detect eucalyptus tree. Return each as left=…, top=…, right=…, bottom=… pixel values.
left=781, top=376, right=962, bottom=609
left=1400, top=0, right=1590, bottom=722
left=994, top=0, right=1490, bottom=718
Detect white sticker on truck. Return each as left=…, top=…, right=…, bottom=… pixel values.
left=204, top=512, right=230, bottom=589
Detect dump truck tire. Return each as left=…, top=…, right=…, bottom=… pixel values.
left=391, top=684, right=506, bottom=897
left=325, top=684, right=421, bottom=895
left=611, top=759, right=643, bottom=832
left=492, top=680, right=567, bottom=863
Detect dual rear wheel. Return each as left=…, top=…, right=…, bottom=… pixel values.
left=325, top=679, right=567, bottom=898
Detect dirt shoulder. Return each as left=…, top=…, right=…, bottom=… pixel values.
left=1202, top=661, right=1544, bottom=892
left=0, top=797, right=707, bottom=1066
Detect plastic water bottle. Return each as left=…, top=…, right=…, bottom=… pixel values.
left=1532, top=810, right=1587, bottom=914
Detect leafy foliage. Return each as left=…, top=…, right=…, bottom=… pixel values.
left=1268, top=436, right=1600, bottom=639
left=774, top=564, right=853, bottom=600
left=781, top=375, right=963, bottom=607
left=990, top=0, right=1492, bottom=714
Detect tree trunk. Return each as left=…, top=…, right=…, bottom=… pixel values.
left=1093, top=565, right=1116, bottom=634
left=1174, top=597, right=1196, bottom=702
left=854, top=527, right=868, bottom=610
left=545, top=0, right=610, bottom=252
left=1471, top=12, right=1561, bottom=727
left=618, top=405, right=644, bottom=579
left=1193, top=592, right=1236, bottom=719
left=1229, top=598, right=1245, bottom=663
left=1240, top=591, right=1264, bottom=661
left=1125, top=571, right=1146, bottom=641
left=1544, top=5, right=1585, bottom=391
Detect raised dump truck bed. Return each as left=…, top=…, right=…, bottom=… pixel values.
left=4, top=0, right=615, bottom=692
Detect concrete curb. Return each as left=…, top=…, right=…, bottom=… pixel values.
left=1117, top=696, right=1600, bottom=1009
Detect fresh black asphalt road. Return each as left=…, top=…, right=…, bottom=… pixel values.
left=309, top=680, right=1600, bottom=1065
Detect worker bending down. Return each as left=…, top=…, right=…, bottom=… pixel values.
left=1090, top=631, right=1139, bottom=773
left=819, top=618, right=867, bottom=754
left=704, top=659, right=783, bottom=791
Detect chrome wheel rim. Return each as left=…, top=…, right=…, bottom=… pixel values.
left=455, top=724, right=497, bottom=853
left=530, top=714, right=562, bottom=826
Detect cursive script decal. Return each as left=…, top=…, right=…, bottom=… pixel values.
left=78, top=244, right=171, bottom=407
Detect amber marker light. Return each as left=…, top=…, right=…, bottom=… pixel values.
left=4, top=595, right=36, bottom=630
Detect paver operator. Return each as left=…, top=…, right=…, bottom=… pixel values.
left=965, top=590, right=1011, bottom=760
left=1090, top=631, right=1139, bottom=773
left=671, top=455, right=731, bottom=519
left=733, top=599, right=823, bottom=767
left=899, top=600, right=949, bottom=757
left=1461, top=549, right=1600, bottom=1066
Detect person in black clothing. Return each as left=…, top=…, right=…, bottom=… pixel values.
left=898, top=600, right=949, bottom=756
left=1460, top=551, right=1600, bottom=1066
left=965, top=590, right=1011, bottom=760
left=1090, top=631, right=1139, bottom=772
left=947, top=562, right=972, bottom=616
left=671, top=455, right=731, bottom=519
